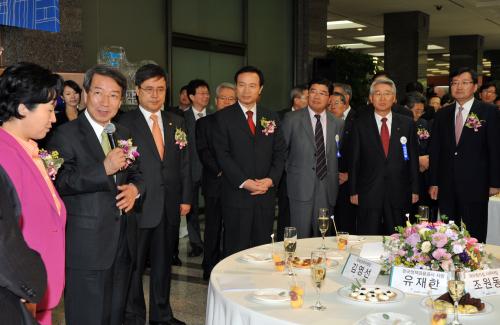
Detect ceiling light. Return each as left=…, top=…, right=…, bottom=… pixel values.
left=327, top=35, right=332, bottom=39
left=436, top=63, right=450, bottom=66
left=337, top=43, right=375, bottom=49
left=357, top=28, right=363, bottom=31
left=355, top=35, right=385, bottom=42
left=428, top=44, right=445, bottom=50
left=442, top=53, right=450, bottom=57
left=327, top=20, right=366, bottom=30
left=368, top=52, right=385, bottom=57
left=427, top=58, right=434, bottom=61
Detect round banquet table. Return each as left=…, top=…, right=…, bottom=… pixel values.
left=486, top=196, right=500, bottom=245
left=206, top=236, right=500, bottom=325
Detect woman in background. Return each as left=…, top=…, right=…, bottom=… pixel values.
left=54, top=80, right=82, bottom=127
left=0, top=62, right=66, bottom=325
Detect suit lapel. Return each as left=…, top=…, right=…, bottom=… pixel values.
left=389, top=114, right=402, bottom=160
left=456, top=99, right=479, bottom=147
left=234, top=104, right=254, bottom=139
left=301, top=109, right=315, bottom=146
left=78, top=115, right=106, bottom=163
left=162, top=111, right=176, bottom=156
left=326, top=112, right=336, bottom=156
left=369, top=114, right=386, bottom=159
left=134, top=110, right=163, bottom=161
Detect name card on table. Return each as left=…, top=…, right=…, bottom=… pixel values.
left=389, top=266, right=448, bottom=295
left=464, top=268, right=500, bottom=297
left=341, top=254, right=381, bottom=284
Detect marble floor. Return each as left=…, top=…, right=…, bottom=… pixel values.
left=53, top=221, right=209, bottom=325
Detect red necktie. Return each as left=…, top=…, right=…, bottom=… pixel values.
left=246, top=110, right=255, bottom=135
left=381, top=117, right=389, bottom=157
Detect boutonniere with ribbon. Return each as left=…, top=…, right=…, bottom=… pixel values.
left=39, top=149, right=64, bottom=180
left=400, top=136, right=409, bottom=161
left=465, top=112, right=484, bottom=132
left=175, top=128, right=188, bottom=149
left=117, top=139, right=140, bottom=169
left=260, top=117, right=276, bottom=136
left=416, top=127, right=430, bottom=140
left=335, top=134, right=341, bottom=158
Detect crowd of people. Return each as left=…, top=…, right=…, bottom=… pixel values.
left=0, top=61, right=499, bottom=325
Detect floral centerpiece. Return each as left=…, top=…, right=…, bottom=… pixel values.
left=383, top=219, right=490, bottom=272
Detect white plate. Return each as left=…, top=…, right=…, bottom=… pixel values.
left=338, top=285, right=405, bottom=304
left=251, top=288, right=290, bottom=303
left=420, top=296, right=494, bottom=316
left=354, top=312, right=415, bottom=325
left=238, top=253, right=272, bottom=263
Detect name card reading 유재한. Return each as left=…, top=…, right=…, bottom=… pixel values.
left=341, top=254, right=381, bottom=285
left=464, top=268, right=500, bottom=298
left=389, top=266, right=448, bottom=296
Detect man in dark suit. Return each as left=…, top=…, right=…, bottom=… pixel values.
left=282, top=78, right=344, bottom=238
left=276, top=85, right=308, bottom=240
left=48, top=65, right=145, bottom=325
left=213, top=66, right=286, bottom=256
left=332, top=83, right=359, bottom=234
left=166, top=85, right=190, bottom=117
left=196, top=82, right=235, bottom=280
left=183, top=79, right=210, bottom=257
left=429, top=68, right=500, bottom=242
left=350, top=78, right=419, bottom=235
left=0, top=165, right=47, bottom=325
left=119, top=64, right=190, bottom=325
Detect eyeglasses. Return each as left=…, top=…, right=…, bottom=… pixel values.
left=309, top=89, right=329, bottom=97
left=139, top=87, right=166, bottom=95
left=450, top=80, right=474, bottom=87
left=218, top=96, right=236, bottom=101
left=372, top=91, right=394, bottom=98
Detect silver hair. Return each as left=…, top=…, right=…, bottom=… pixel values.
left=369, top=78, right=397, bottom=96
left=290, top=87, right=306, bottom=101
left=216, top=82, right=236, bottom=97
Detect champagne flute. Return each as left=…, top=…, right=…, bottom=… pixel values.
left=418, top=205, right=430, bottom=222
left=310, top=250, right=327, bottom=311
left=318, top=208, right=330, bottom=250
left=284, top=227, right=297, bottom=276
left=448, top=269, right=465, bottom=325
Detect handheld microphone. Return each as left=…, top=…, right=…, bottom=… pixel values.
left=104, top=123, right=117, bottom=149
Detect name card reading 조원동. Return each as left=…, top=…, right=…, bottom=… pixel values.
left=341, top=254, right=381, bottom=284
left=464, top=268, right=500, bottom=298
left=389, top=266, right=448, bottom=295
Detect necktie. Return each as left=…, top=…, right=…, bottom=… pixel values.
left=246, top=110, right=255, bottom=135
left=150, top=114, right=164, bottom=159
left=197, top=112, right=204, bottom=119
left=455, top=106, right=464, bottom=144
left=101, top=130, right=112, bottom=155
left=315, top=114, right=327, bottom=180
left=380, top=117, right=390, bottom=157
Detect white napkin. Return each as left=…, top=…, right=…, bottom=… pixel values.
left=360, top=242, right=385, bottom=260
left=252, top=288, right=289, bottom=302
left=361, top=312, right=415, bottom=325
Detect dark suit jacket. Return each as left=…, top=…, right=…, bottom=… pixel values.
left=349, top=112, right=419, bottom=210
left=339, top=107, right=359, bottom=172
left=0, top=165, right=46, bottom=325
left=165, top=106, right=185, bottom=117
left=118, top=108, right=192, bottom=228
left=213, top=103, right=286, bottom=209
left=429, top=99, right=500, bottom=203
left=48, top=114, right=145, bottom=270
left=196, top=114, right=222, bottom=198
left=184, top=107, right=207, bottom=184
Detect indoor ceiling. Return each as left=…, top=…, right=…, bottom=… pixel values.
left=327, top=0, right=500, bottom=76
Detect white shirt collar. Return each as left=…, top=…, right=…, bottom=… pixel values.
left=343, top=106, right=351, bottom=120
left=238, top=101, right=256, bottom=114
left=374, top=111, right=392, bottom=124
left=455, top=97, right=474, bottom=112
left=192, top=107, right=207, bottom=119
left=84, top=109, right=106, bottom=142
left=308, top=106, right=326, bottom=120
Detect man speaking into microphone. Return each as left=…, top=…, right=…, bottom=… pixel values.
left=48, top=65, right=144, bottom=325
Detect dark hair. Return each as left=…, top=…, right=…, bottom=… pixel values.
left=333, top=82, right=352, bottom=98
left=332, top=91, right=346, bottom=104
left=83, top=65, right=127, bottom=98
left=449, top=67, right=478, bottom=84
left=405, top=81, right=424, bottom=94
left=179, top=85, right=189, bottom=94
left=403, top=91, right=426, bottom=109
left=63, top=80, right=82, bottom=96
left=0, top=62, right=63, bottom=124
left=135, top=64, right=167, bottom=87
left=479, top=82, right=497, bottom=93
left=234, top=65, right=265, bottom=86
left=186, top=79, right=210, bottom=99
left=308, top=78, right=333, bottom=95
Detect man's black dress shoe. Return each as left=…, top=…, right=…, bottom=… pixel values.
left=150, top=317, right=186, bottom=325
left=172, top=255, right=182, bottom=266
left=188, top=245, right=203, bottom=257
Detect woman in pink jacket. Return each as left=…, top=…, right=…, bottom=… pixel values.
left=0, top=63, right=67, bottom=325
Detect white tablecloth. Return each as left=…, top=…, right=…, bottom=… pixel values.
left=206, top=237, right=500, bottom=325
left=487, top=196, right=500, bottom=245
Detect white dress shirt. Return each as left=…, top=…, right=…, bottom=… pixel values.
left=455, top=98, right=474, bottom=128
left=343, top=106, right=351, bottom=120
left=84, top=110, right=106, bottom=143
left=192, top=107, right=207, bottom=120
left=239, top=101, right=257, bottom=125
left=139, top=106, right=165, bottom=139
left=375, top=111, right=392, bottom=136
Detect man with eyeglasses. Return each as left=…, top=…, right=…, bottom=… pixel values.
left=119, top=64, right=191, bottom=325
left=182, top=79, right=211, bottom=258
left=429, top=68, right=500, bottom=243
left=282, top=78, right=344, bottom=238
left=195, top=82, right=234, bottom=280
left=48, top=65, right=145, bottom=325
left=479, top=82, right=497, bottom=105
left=349, top=78, right=419, bottom=235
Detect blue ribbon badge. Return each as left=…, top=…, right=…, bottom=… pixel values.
left=400, top=136, right=409, bottom=161
left=335, top=134, right=341, bottom=158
